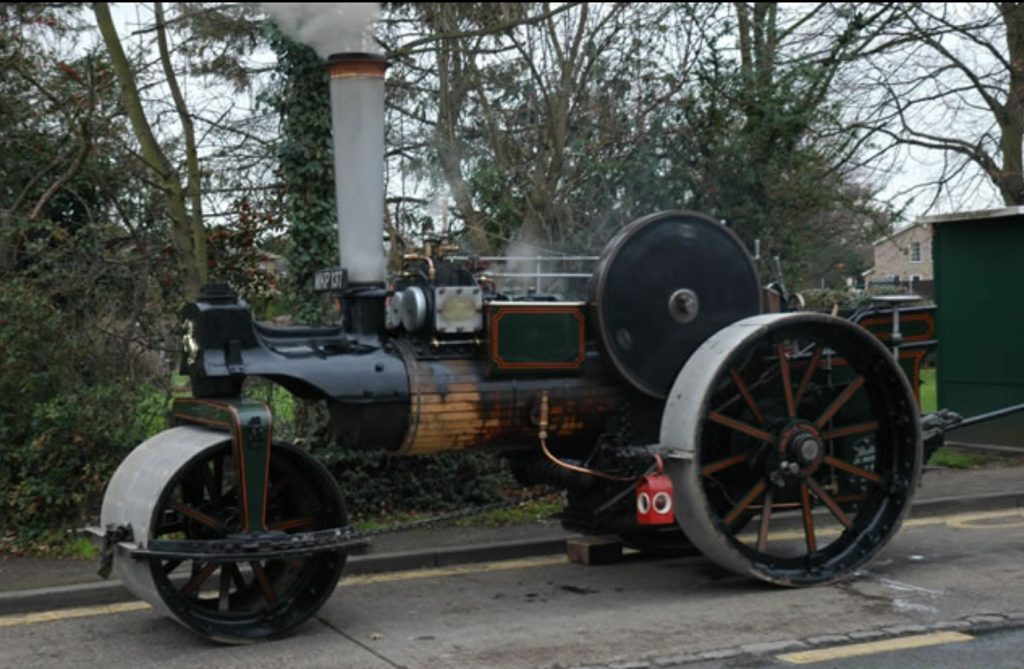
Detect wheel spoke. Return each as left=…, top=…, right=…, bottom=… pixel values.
left=182, top=561, right=218, bottom=595
left=800, top=483, right=817, bottom=552
left=701, top=453, right=748, bottom=477
left=757, top=488, right=773, bottom=552
left=251, top=561, right=278, bottom=605
left=708, top=412, right=774, bottom=443
left=821, top=421, right=879, bottom=440
left=729, top=368, right=764, bottom=425
left=142, top=442, right=349, bottom=642
left=203, top=462, right=223, bottom=510
left=806, top=477, right=852, bottom=529
left=793, top=345, right=823, bottom=409
left=162, top=559, right=183, bottom=576
left=750, top=493, right=866, bottom=512
left=154, top=520, right=186, bottom=535
left=776, top=344, right=796, bottom=418
left=823, top=456, right=883, bottom=484
left=214, top=456, right=224, bottom=498
left=683, top=315, right=921, bottom=586
left=724, top=480, right=767, bottom=526
left=815, top=376, right=865, bottom=429
left=227, top=563, right=247, bottom=591
left=268, top=516, right=317, bottom=532
left=218, top=565, right=231, bottom=611
left=169, top=501, right=219, bottom=530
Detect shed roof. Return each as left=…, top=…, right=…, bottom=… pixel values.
left=918, top=205, right=1024, bottom=226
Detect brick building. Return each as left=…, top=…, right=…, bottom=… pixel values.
left=861, top=222, right=933, bottom=295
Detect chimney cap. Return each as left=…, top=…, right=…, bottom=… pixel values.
left=326, top=52, right=387, bottom=64
left=326, top=52, right=389, bottom=78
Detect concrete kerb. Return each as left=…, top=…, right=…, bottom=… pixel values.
left=904, top=491, right=1024, bottom=518
left=0, top=534, right=575, bottom=616
left=0, top=491, right=1020, bottom=617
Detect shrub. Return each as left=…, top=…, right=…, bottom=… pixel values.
left=313, top=447, right=518, bottom=520
left=286, top=399, right=517, bottom=519
left=0, top=279, right=169, bottom=546
left=2, top=384, right=166, bottom=544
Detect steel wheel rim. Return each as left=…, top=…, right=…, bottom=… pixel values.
left=669, top=314, right=921, bottom=586
left=148, top=442, right=346, bottom=642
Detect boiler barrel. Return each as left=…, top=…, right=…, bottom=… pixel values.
left=327, top=350, right=627, bottom=455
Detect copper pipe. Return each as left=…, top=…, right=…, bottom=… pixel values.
left=402, top=253, right=436, bottom=280
left=537, top=391, right=635, bottom=483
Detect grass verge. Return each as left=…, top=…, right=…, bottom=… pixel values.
left=928, top=446, right=989, bottom=469
left=352, top=493, right=562, bottom=533
left=920, top=367, right=936, bottom=413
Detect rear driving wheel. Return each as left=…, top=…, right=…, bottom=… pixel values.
left=662, top=313, right=921, bottom=586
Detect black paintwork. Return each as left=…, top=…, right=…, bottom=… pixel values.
left=590, top=211, right=762, bottom=399
left=181, top=286, right=410, bottom=450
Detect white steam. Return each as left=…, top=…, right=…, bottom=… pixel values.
left=504, top=238, right=545, bottom=296
left=262, top=3, right=380, bottom=57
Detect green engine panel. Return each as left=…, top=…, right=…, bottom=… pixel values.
left=487, top=302, right=586, bottom=376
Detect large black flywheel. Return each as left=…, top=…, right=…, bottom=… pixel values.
left=591, top=211, right=761, bottom=398
left=661, top=313, right=921, bottom=586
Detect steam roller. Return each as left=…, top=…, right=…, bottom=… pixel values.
left=94, top=47, right=932, bottom=644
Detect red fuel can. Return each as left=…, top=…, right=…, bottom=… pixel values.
left=636, top=455, right=675, bottom=525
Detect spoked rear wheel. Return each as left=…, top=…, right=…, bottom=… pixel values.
left=148, top=442, right=346, bottom=642
left=662, top=313, right=921, bottom=586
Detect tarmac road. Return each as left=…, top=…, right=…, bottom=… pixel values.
left=2, top=505, right=1024, bottom=669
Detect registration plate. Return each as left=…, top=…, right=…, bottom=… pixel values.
left=314, top=267, right=348, bottom=292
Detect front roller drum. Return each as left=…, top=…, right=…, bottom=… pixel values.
left=100, top=426, right=347, bottom=642
left=661, top=313, right=922, bottom=586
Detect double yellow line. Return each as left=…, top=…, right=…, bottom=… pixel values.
left=0, top=508, right=1020, bottom=631
left=777, top=631, right=974, bottom=664
left=0, top=555, right=565, bottom=629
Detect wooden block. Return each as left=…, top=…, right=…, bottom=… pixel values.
left=565, top=536, right=624, bottom=566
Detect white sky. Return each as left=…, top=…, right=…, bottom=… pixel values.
left=91, top=3, right=1009, bottom=232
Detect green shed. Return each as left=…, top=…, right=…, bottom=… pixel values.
left=925, top=207, right=1024, bottom=445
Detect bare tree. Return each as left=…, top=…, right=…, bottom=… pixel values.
left=94, top=1, right=208, bottom=295
left=860, top=3, right=1024, bottom=208
left=669, top=3, right=908, bottom=284
left=385, top=3, right=706, bottom=255
left=92, top=2, right=273, bottom=296
left=0, top=5, right=105, bottom=273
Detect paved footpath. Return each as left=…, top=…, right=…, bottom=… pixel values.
left=0, top=460, right=1021, bottom=615
left=2, top=494, right=1024, bottom=668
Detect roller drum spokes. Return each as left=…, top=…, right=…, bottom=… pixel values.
left=102, top=428, right=347, bottom=642
left=662, top=313, right=921, bottom=586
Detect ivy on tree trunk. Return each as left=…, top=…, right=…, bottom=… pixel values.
left=265, top=27, right=337, bottom=324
